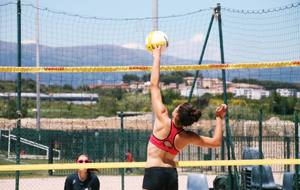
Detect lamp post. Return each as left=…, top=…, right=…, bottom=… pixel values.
left=151, top=0, right=158, bottom=128
left=35, top=0, right=41, bottom=140
left=152, top=0, right=158, bottom=30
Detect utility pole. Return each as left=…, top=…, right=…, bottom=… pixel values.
left=151, top=0, right=158, bottom=127
left=35, top=0, right=41, bottom=140
left=152, top=0, right=158, bottom=30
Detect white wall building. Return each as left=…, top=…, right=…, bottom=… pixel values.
left=234, top=88, right=270, bottom=100
left=0, top=92, right=99, bottom=104
left=276, top=88, right=296, bottom=97
left=179, top=87, right=211, bottom=97
left=227, top=83, right=264, bottom=93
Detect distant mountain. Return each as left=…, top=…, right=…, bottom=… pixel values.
left=0, top=40, right=299, bottom=86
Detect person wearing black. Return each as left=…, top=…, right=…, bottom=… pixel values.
left=64, top=154, right=100, bottom=190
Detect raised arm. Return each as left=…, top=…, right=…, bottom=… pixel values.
left=150, top=46, right=168, bottom=120
left=187, top=104, right=227, bottom=148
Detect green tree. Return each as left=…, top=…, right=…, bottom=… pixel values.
left=197, top=93, right=212, bottom=109
left=111, top=89, right=126, bottom=100
left=0, top=80, right=16, bottom=92
left=96, top=88, right=125, bottom=100
left=232, top=78, right=300, bottom=91
left=141, top=74, right=150, bottom=82
left=122, top=74, right=140, bottom=84
left=161, top=89, right=181, bottom=105
left=63, top=84, right=73, bottom=91
left=97, top=96, right=118, bottom=116
left=295, top=100, right=300, bottom=111
left=4, top=99, right=28, bottom=119
left=269, top=92, right=296, bottom=115
left=118, top=93, right=151, bottom=112
left=22, top=79, right=36, bottom=92
left=77, top=85, right=90, bottom=91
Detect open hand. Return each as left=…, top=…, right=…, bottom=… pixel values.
left=216, top=104, right=227, bottom=119
left=152, top=45, right=161, bottom=59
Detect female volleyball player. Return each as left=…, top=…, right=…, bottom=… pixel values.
left=142, top=46, right=227, bottom=190
left=64, top=154, right=100, bottom=190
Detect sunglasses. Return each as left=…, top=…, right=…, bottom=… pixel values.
left=77, top=160, right=89, bottom=163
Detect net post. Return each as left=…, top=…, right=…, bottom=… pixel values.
left=15, top=1, right=22, bottom=190
left=216, top=3, right=240, bottom=189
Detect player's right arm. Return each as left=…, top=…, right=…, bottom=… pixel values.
left=150, top=46, right=168, bottom=121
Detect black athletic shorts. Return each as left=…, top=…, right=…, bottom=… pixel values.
left=142, top=167, right=178, bottom=190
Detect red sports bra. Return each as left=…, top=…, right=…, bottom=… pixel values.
left=149, top=121, right=183, bottom=155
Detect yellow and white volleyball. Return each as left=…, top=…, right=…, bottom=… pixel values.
left=145, top=31, right=169, bottom=52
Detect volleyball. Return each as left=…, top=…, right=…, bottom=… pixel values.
left=145, top=31, right=169, bottom=52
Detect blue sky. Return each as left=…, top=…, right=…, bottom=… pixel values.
left=1, top=0, right=299, bottom=62
left=18, top=0, right=298, bottom=18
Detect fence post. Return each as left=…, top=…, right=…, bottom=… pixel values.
left=284, top=136, right=291, bottom=172
left=197, top=129, right=201, bottom=161
left=117, top=111, right=143, bottom=190
left=221, top=137, right=225, bottom=172
left=119, top=112, right=125, bottom=190
left=294, top=111, right=299, bottom=190
left=48, top=140, right=54, bottom=176
left=15, top=1, right=22, bottom=190
left=258, top=108, right=263, bottom=190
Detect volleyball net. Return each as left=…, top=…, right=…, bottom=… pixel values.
left=0, top=1, right=300, bottom=190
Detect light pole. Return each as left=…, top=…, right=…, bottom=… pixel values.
left=35, top=0, right=41, bottom=140
left=152, top=0, right=158, bottom=30
left=151, top=0, right=158, bottom=128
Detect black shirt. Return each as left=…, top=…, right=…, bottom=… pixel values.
left=64, top=172, right=100, bottom=190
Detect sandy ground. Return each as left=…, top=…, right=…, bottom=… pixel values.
left=0, top=174, right=284, bottom=190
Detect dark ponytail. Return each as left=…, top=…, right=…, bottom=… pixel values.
left=177, top=103, right=201, bottom=126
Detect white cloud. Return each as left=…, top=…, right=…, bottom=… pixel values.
left=190, top=33, right=204, bottom=43
left=121, top=43, right=144, bottom=50
left=21, top=39, right=36, bottom=45
left=166, top=33, right=205, bottom=59
left=164, top=32, right=220, bottom=60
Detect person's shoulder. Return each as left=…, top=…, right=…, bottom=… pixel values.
left=66, top=172, right=77, bottom=181
left=89, top=172, right=100, bottom=185
left=89, top=172, right=99, bottom=180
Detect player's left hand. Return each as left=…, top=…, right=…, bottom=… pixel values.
left=216, top=104, right=227, bottom=119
